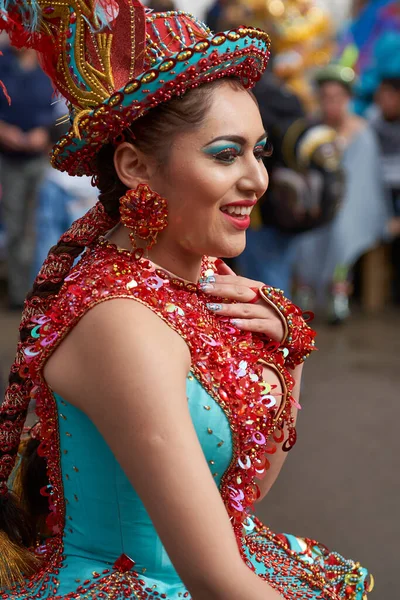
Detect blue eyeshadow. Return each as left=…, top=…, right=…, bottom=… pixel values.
left=203, top=142, right=242, bottom=155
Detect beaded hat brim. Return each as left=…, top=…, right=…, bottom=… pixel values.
left=51, top=26, right=271, bottom=177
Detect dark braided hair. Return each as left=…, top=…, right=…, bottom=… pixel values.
left=0, top=204, right=119, bottom=585
left=0, top=78, right=246, bottom=585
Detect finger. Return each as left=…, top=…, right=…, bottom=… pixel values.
left=231, top=318, right=282, bottom=337
left=206, top=302, right=269, bottom=319
left=200, top=280, right=257, bottom=302
left=214, top=259, right=236, bottom=276
left=211, top=273, right=264, bottom=289
left=205, top=304, right=284, bottom=341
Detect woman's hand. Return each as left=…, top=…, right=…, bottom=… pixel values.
left=199, top=261, right=285, bottom=343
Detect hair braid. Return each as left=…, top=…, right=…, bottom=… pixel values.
left=0, top=200, right=118, bottom=585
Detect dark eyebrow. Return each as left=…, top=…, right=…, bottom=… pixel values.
left=204, top=131, right=268, bottom=146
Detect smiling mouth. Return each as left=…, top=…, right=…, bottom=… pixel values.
left=220, top=205, right=253, bottom=218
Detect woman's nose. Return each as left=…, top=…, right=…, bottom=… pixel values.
left=238, top=160, right=269, bottom=199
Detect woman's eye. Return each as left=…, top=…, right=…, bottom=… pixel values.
left=254, top=140, right=273, bottom=161
left=214, top=148, right=240, bottom=163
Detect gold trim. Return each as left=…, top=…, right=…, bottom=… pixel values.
left=258, top=286, right=289, bottom=345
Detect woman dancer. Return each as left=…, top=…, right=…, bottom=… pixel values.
left=0, top=2, right=372, bottom=599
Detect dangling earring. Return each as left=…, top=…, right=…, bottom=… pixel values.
left=119, top=183, right=168, bottom=258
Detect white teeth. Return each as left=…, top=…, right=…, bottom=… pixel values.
left=221, top=206, right=252, bottom=216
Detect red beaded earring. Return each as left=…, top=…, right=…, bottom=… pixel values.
left=119, top=183, right=168, bottom=258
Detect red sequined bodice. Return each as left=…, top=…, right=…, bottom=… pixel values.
left=6, top=240, right=369, bottom=600
left=30, top=241, right=297, bottom=534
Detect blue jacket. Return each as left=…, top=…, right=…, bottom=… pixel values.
left=0, top=47, right=54, bottom=159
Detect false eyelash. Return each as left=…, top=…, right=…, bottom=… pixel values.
left=264, top=139, right=273, bottom=156
left=255, top=139, right=273, bottom=158
left=214, top=148, right=240, bottom=162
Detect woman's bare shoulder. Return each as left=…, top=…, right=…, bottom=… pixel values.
left=44, top=298, right=191, bottom=404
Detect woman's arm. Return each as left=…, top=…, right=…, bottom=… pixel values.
left=256, top=364, right=302, bottom=501
left=44, top=300, right=281, bottom=600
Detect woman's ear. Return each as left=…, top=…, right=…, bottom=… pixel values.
left=113, top=142, right=152, bottom=189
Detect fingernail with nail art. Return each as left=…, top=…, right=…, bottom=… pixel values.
left=199, top=283, right=215, bottom=292
left=207, top=303, right=223, bottom=312
left=199, top=275, right=216, bottom=284
left=231, top=319, right=242, bottom=327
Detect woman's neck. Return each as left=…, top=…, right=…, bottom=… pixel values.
left=148, top=244, right=203, bottom=284
left=107, top=224, right=203, bottom=284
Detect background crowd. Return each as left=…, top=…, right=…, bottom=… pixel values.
left=0, top=0, right=399, bottom=322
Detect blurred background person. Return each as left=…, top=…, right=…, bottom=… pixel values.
left=237, top=69, right=344, bottom=297
left=0, top=46, right=54, bottom=310
left=32, top=103, right=98, bottom=278
left=216, top=1, right=343, bottom=296
left=294, top=64, right=390, bottom=323
left=368, top=36, right=400, bottom=304
left=205, top=0, right=230, bottom=32
left=236, top=66, right=306, bottom=294
left=214, top=0, right=252, bottom=30
left=209, top=1, right=303, bottom=293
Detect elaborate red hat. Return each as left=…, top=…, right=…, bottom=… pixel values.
left=0, top=1, right=271, bottom=176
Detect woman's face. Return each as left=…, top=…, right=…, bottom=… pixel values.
left=148, top=83, right=269, bottom=259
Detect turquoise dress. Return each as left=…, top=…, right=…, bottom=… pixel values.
left=52, top=378, right=231, bottom=598
left=3, top=241, right=371, bottom=599
left=32, top=380, right=369, bottom=600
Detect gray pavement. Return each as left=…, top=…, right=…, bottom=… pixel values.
left=258, top=310, right=400, bottom=599
left=1, top=305, right=398, bottom=598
